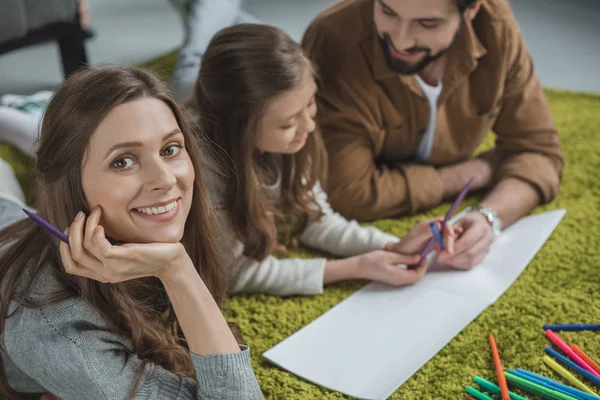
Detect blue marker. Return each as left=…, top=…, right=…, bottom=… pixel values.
left=543, top=324, right=600, bottom=332
left=429, top=221, right=445, bottom=251
left=515, top=368, right=600, bottom=400
left=545, top=347, right=600, bottom=387
left=509, top=370, right=585, bottom=399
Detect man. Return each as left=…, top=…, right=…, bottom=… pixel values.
left=302, top=0, right=563, bottom=269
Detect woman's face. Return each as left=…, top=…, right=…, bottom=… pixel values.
left=255, top=64, right=318, bottom=154
left=81, top=98, right=195, bottom=243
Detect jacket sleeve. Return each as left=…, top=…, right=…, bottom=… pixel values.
left=302, top=24, right=444, bottom=222
left=492, top=14, right=564, bottom=202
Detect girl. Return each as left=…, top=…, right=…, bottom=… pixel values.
left=191, top=24, right=456, bottom=297
left=0, top=66, right=263, bottom=399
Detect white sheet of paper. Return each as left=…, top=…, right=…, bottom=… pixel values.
left=263, top=209, right=566, bottom=400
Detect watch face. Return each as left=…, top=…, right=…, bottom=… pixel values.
left=483, top=210, right=493, bottom=224
left=475, top=205, right=501, bottom=236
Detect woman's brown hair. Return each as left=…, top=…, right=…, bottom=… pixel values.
left=193, top=24, right=327, bottom=260
left=0, top=65, right=227, bottom=398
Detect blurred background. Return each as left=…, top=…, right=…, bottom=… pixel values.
left=1, top=0, right=599, bottom=95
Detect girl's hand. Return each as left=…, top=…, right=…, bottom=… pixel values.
left=59, top=206, right=189, bottom=283
left=354, top=251, right=427, bottom=287
left=384, top=218, right=463, bottom=258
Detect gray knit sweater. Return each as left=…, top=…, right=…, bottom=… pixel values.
left=0, top=202, right=263, bottom=400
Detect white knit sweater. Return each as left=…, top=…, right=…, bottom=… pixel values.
left=205, top=162, right=399, bottom=296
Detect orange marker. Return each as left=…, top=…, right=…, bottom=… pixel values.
left=489, top=333, right=510, bottom=400
left=572, top=344, right=600, bottom=375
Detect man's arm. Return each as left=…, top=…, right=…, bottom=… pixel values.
left=437, top=14, right=564, bottom=270
left=479, top=177, right=539, bottom=228
left=445, top=10, right=563, bottom=231
left=303, top=25, right=448, bottom=221
left=487, top=12, right=563, bottom=223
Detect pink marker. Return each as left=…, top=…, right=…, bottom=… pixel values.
left=545, top=329, right=600, bottom=378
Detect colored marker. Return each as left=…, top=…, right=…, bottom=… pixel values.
left=543, top=324, right=600, bottom=332
left=474, top=376, right=529, bottom=400
left=489, top=333, right=510, bottom=400
left=543, top=355, right=599, bottom=396
left=429, top=221, right=445, bottom=251
left=506, top=377, right=563, bottom=400
left=505, top=371, right=577, bottom=400
left=511, top=369, right=594, bottom=400
left=515, top=368, right=600, bottom=400
left=572, top=345, right=600, bottom=376
left=545, top=330, right=600, bottom=378
left=509, top=371, right=581, bottom=400
left=545, top=348, right=600, bottom=388
left=466, top=386, right=494, bottom=400
left=410, top=178, right=473, bottom=268
left=23, top=209, right=69, bottom=244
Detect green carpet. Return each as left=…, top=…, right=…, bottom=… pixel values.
left=2, top=53, right=599, bottom=399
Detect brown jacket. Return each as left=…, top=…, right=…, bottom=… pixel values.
left=302, top=0, right=563, bottom=221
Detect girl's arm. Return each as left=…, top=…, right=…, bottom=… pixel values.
left=299, top=182, right=399, bottom=256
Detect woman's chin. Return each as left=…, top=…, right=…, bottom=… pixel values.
left=138, top=231, right=184, bottom=244
left=108, top=227, right=185, bottom=244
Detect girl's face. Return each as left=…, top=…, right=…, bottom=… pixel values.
left=255, top=64, right=318, bottom=154
left=81, top=98, right=195, bottom=243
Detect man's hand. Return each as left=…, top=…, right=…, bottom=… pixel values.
left=437, top=150, right=502, bottom=198
left=436, top=211, right=495, bottom=269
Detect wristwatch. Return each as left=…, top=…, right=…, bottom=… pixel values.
left=466, top=204, right=502, bottom=238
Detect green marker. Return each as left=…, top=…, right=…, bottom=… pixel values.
left=466, top=386, right=494, bottom=400
left=474, top=376, right=529, bottom=400
left=505, top=372, right=578, bottom=400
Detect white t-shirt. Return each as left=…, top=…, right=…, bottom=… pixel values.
left=414, top=75, right=443, bottom=162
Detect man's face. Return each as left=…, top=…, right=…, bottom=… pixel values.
left=373, top=0, right=465, bottom=74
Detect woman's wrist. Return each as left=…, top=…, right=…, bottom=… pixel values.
left=156, top=248, right=195, bottom=286
left=158, top=251, right=240, bottom=355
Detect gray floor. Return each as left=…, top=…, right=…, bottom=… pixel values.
left=1, top=0, right=599, bottom=95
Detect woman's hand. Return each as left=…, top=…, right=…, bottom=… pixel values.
left=354, top=251, right=428, bottom=287
left=59, top=208, right=242, bottom=357
left=59, top=206, right=189, bottom=283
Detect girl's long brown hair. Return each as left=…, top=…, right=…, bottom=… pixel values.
left=193, top=24, right=327, bottom=260
left=0, top=66, right=227, bottom=398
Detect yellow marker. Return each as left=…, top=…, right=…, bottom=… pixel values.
left=543, top=355, right=599, bottom=396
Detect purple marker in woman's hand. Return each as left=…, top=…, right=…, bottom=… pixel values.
left=23, top=209, right=70, bottom=244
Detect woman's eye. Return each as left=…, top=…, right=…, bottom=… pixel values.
left=162, top=144, right=182, bottom=157
left=112, top=157, right=134, bottom=169
left=280, top=124, right=294, bottom=130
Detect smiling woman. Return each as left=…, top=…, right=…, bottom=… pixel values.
left=0, top=66, right=263, bottom=399
left=81, top=99, right=195, bottom=244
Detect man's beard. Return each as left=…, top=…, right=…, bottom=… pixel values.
left=378, top=21, right=463, bottom=75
